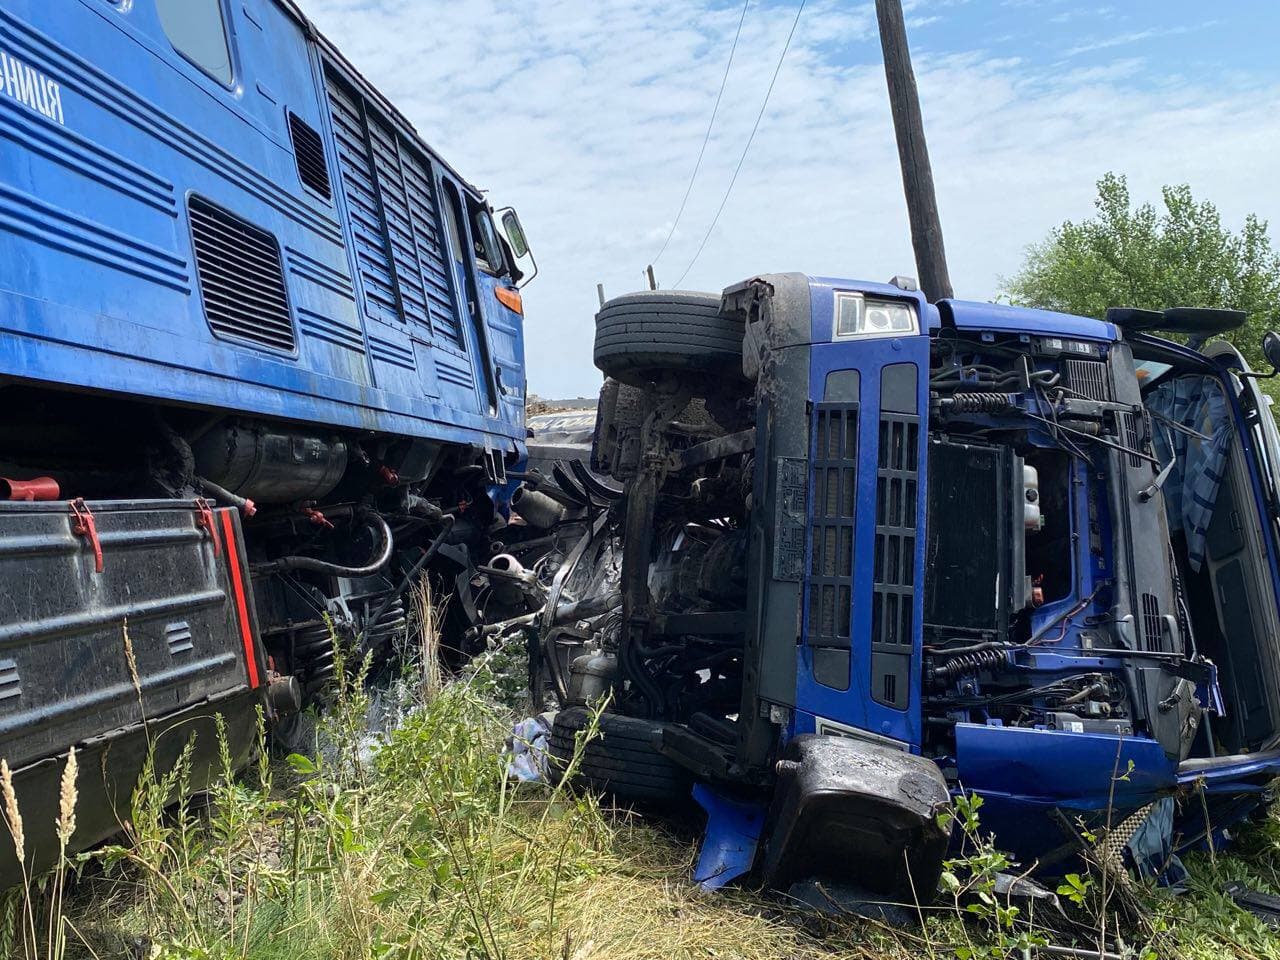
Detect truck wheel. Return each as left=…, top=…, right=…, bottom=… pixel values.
left=594, top=291, right=745, bottom=389
left=548, top=707, right=691, bottom=805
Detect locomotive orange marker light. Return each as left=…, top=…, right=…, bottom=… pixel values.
left=495, top=285, right=523, bottom=315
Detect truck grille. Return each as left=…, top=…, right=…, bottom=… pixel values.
left=1064, top=358, right=1111, bottom=402
left=189, top=197, right=295, bottom=352
left=808, top=404, right=857, bottom=662
left=1119, top=411, right=1145, bottom=468
left=872, top=413, right=918, bottom=709
left=1141, top=592, right=1162, bottom=649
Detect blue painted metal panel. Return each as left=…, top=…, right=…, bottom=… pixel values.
left=692, top=784, right=765, bottom=891
left=0, top=0, right=524, bottom=453
left=956, top=723, right=1177, bottom=807
left=942, top=299, right=1118, bottom=341
left=796, top=334, right=929, bottom=748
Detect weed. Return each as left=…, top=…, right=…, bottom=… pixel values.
left=0, top=608, right=1266, bottom=959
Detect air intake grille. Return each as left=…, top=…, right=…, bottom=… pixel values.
left=1119, top=411, right=1144, bottom=468
left=872, top=413, right=919, bottom=709
left=1064, top=358, right=1111, bottom=402
left=1141, top=592, right=1162, bottom=649
left=808, top=404, right=857, bottom=660
left=288, top=112, right=332, bottom=199
left=189, top=196, right=295, bottom=352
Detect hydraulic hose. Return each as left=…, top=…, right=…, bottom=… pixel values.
left=197, top=476, right=256, bottom=517
left=258, top=513, right=395, bottom=577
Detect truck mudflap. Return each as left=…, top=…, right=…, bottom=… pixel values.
left=0, top=499, right=267, bottom=884
left=759, top=734, right=952, bottom=898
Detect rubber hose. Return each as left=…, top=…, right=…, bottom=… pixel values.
left=260, top=514, right=394, bottom=577
left=197, top=475, right=255, bottom=515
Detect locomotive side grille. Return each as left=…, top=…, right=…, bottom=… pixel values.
left=288, top=112, right=332, bottom=200
left=189, top=196, right=295, bottom=352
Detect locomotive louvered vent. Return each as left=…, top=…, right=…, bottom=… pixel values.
left=189, top=197, right=296, bottom=352
left=288, top=112, right=332, bottom=200
left=808, top=404, right=858, bottom=663
left=872, top=413, right=919, bottom=709
left=1064, top=358, right=1111, bottom=402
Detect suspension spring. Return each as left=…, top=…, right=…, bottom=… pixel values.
left=945, top=392, right=1019, bottom=414
left=928, top=647, right=1009, bottom=687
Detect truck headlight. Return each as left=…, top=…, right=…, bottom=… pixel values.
left=834, top=292, right=918, bottom=340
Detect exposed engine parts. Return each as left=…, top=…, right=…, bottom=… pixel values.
left=917, top=333, right=1216, bottom=758
left=925, top=646, right=1010, bottom=689
left=938, top=391, right=1019, bottom=414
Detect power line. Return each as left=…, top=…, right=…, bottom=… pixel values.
left=673, top=0, right=806, bottom=289
left=651, top=0, right=752, bottom=268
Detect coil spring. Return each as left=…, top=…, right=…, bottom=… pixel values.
left=930, top=647, right=1008, bottom=685
left=362, top=595, right=407, bottom=655
left=293, top=620, right=338, bottom=690
left=948, top=392, right=1018, bottom=414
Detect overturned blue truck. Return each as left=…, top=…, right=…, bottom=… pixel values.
left=531, top=277, right=1280, bottom=899
left=0, top=0, right=531, bottom=883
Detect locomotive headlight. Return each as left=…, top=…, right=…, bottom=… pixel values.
left=833, top=292, right=919, bottom=340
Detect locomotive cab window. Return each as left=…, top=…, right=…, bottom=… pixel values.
left=155, top=0, right=234, bottom=85
left=471, top=205, right=506, bottom=276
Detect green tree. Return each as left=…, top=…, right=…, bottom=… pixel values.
left=1002, top=173, right=1280, bottom=366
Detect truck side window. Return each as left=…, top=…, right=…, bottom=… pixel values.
left=155, top=0, right=233, bottom=85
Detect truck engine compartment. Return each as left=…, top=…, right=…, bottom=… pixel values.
left=922, top=332, right=1207, bottom=762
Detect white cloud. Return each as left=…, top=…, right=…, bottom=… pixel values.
left=1062, top=21, right=1217, bottom=58
left=298, top=0, right=1280, bottom=398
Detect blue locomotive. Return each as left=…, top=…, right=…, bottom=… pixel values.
left=0, top=0, right=531, bottom=881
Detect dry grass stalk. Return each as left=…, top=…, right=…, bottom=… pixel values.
left=122, top=620, right=142, bottom=702
left=410, top=575, right=445, bottom=700
left=56, top=747, right=78, bottom=848
left=0, top=759, right=23, bottom=866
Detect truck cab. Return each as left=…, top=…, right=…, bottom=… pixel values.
left=532, top=274, right=1280, bottom=898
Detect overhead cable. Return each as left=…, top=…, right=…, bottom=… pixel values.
left=672, top=0, right=807, bottom=288
left=651, top=0, right=752, bottom=268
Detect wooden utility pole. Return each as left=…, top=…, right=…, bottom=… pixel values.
left=875, top=0, right=953, bottom=302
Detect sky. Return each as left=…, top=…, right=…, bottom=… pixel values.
left=299, top=0, right=1280, bottom=399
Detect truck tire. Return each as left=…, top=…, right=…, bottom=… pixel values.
left=594, top=290, right=745, bottom=388
left=548, top=707, right=691, bottom=805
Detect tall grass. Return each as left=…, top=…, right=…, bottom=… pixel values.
left=0, top=611, right=1274, bottom=958
left=51, top=669, right=889, bottom=960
